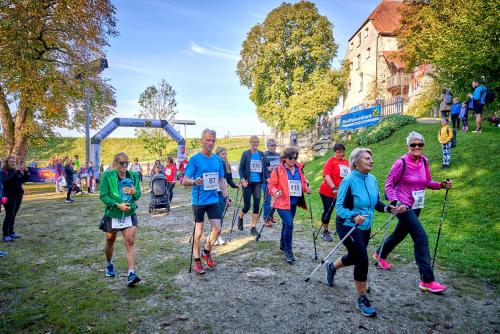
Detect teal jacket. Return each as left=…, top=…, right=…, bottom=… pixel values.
left=100, top=170, right=141, bottom=218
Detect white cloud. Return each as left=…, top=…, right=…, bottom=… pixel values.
left=109, top=61, right=156, bottom=75
left=189, top=42, right=239, bottom=61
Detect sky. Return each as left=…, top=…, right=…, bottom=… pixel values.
left=63, top=0, right=381, bottom=139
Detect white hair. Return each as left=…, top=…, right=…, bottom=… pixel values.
left=406, top=131, right=425, bottom=145
left=349, top=148, right=372, bottom=170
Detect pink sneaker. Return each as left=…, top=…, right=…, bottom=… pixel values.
left=373, top=252, right=391, bottom=270
left=419, top=281, right=447, bottom=293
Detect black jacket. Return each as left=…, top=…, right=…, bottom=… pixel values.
left=1, top=169, right=29, bottom=198
left=238, top=149, right=268, bottom=182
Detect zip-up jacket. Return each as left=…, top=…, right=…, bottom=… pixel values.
left=1, top=169, right=29, bottom=198
left=238, top=149, right=268, bottom=182
left=335, top=170, right=386, bottom=230
left=385, top=153, right=441, bottom=207
left=438, top=124, right=453, bottom=144
left=472, top=85, right=487, bottom=104
left=100, top=169, right=141, bottom=218
left=268, top=162, right=308, bottom=211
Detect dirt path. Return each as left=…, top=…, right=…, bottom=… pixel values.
left=136, top=187, right=499, bottom=333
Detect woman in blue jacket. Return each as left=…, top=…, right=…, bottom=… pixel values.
left=325, top=148, right=395, bottom=317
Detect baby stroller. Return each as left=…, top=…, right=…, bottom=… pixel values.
left=55, top=175, right=83, bottom=194
left=149, top=173, right=170, bottom=215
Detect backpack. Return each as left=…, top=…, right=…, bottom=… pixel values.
left=448, top=127, right=457, bottom=148
left=384, top=158, right=427, bottom=200
left=444, top=91, right=452, bottom=105
left=485, top=88, right=495, bottom=104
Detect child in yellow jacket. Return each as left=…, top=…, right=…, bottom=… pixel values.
left=438, top=118, right=453, bottom=169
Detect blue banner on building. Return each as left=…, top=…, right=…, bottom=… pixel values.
left=339, top=106, right=381, bottom=130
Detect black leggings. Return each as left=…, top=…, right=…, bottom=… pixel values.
left=451, top=114, right=460, bottom=129
left=320, top=194, right=336, bottom=226
left=3, top=196, right=22, bottom=237
left=242, top=182, right=261, bottom=214
left=167, top=182, right=175, bottom=202
left=336, top=217, right=370, bottom=282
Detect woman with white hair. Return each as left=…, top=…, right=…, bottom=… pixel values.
left=325, top=148, right=395, bottom=317
left=374, top=131, right=452, bottom=293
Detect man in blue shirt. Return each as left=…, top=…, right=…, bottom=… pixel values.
left=183, top=129, right=228, bottom=275
left=468, top=80, right=487, bottom=133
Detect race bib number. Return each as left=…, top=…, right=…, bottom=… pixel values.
left=165, top=168, right=172, bottom=176
left=339, top=165, right=351, bottom=178
left=412, top=190, right=425, bottom=209
left=250, top=160, right=262, bottom=173
left=203, top=172, right=219, bottom=191
left=111, top=215, right=132, bottom=229
left=270, top=160, right=280, bottom=169
left=288, top=180, right=302, bottom=197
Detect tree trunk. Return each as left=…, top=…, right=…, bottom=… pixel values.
left=0, top=86, right=15, bottom=153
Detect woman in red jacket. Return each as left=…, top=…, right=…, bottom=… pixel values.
left=318, top=143, right=350, bottom=242
left=268, top=147, right=311, bottom=264
left=165, top=157, right=177, bottom=202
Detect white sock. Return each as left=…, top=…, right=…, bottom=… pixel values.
left=128, top=269, right=135, bottom=275
left=107, top=261, right=113, bottom=266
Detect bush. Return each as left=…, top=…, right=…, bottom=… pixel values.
left=352, top=114, right=416, bottom=146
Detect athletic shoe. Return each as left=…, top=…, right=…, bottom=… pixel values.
left=473, top=128, right=482, bottom=133
left=237, top=217, right=244, bottom=231
left=321, top=231, right=333, bottom=242
left=214, top=236, right=225, bottom=246
left=250, top=227, right=258, bottom=236
left=356, top=295, right=377, bottom=317
left=10, top=233, right=21, bottom=239
left=419, top=281, right=447, bottom=293
left=2, top=236, right=14, bottom=242
left=264, top=219, right=273, bottom=227
left=65, top=199, right=74, bottom=203
left=279, top=246, right=285, bottom=255
left=127, top=272, right=141, bottom=287
left=271, top=217, right=277, bottom=224
left=193, top=261, right=205, bottom=275
left=201, top=250, right=217, bottom=268
left=105, top=263, right=116, bottom=277
left=284, top=250, right=294, bottom=264
left=373, top=252, right=391, bottom=270
left=0, top=251, right=7, bottom=257
left=325, top=260, right=336, bottom=287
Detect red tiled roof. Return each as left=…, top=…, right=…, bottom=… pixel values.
left=382, top=51, right=406, bottom=69
left=349, top=0, right=403, bottom=41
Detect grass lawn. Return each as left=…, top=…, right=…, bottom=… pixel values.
left=291, top=122, right=500, bottom=283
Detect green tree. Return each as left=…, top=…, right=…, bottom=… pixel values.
left=136, top=79, right=177, bottom=159
left=0, top=0, right=117, bottom=162
left=237, top=1, right=345, bottom=132
left=397, top=0, right=499, bottom=100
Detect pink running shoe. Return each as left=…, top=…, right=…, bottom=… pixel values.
left=373, top=252, right=391, bottom=270
left=419, top=281, right=447, bottom=293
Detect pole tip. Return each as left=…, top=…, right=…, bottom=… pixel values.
left=304, top=278, right=310, bottom=282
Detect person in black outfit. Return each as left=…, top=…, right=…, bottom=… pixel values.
left=2, top=156, right=29, bottom=242
left=64, top=159, right=81, bottom=202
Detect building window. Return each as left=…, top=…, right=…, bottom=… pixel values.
left=359, top=73, right=363, bottom=92
left=357, top=33, right=361, bottom=47
left=366, top=47, right=371, bottom=59
left=364, top=27, right=369, bottom=38
left=357, top=54, right=361, bottom=69
left=350, top=42, right=354, bottom=51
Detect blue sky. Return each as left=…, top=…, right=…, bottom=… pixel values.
left=68, top=0, right=380, bottom=138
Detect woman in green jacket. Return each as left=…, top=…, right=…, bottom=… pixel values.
left=100, top=152, right=142, bottom=287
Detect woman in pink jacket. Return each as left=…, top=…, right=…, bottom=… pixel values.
left=268, top=147, right=311, bottom=264
left=374, top=131, right=452, bottom=293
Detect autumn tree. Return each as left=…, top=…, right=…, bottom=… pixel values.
left=135, top=79, right=178, bottom=159
left=237, top=1, right=345, bottom=132
left=397, top=0, right=499, bottom=99
left=0, top=0, right=118, bottom=162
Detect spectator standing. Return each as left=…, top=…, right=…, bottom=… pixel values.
left=438, top=119, right=453, bottom=169
left=438, top=88, right=452, bottom=119
left=450, top=97, right=461, bottom=130
left=468, top=80, right=487, bottom=133
left=460, top=102, right=469, bottom=132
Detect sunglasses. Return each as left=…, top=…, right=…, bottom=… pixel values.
left=409, top=143, right=425, bottom=148
left=117, top=161, right=129, bottom=166
left=286, top=156, right=298, bottom=160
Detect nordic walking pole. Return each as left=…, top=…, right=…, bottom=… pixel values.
left=188, top=185, right=201, bottom=273
left=432, top=182, right=450, bottom=269
left=313, top=197, right=336, bottom=243
left=307, top=193, right=319, bottom=260
left=304, top=225, right=357, bottom=282
left=256, top=191, right=274, bottom=242
left=229, top=185, right=243, bottom=242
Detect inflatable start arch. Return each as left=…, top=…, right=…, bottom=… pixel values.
left=91, top=118, right=186, bottom=172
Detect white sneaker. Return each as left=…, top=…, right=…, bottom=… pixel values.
left=216, top=236, right=225, bottom=246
